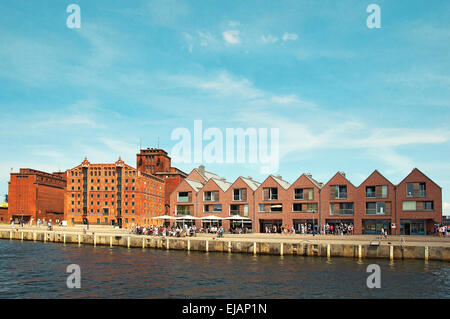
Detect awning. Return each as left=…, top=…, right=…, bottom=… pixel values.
left=153, top=215, right=177, bottom=220
left=201, top=215, right=224, bottom=220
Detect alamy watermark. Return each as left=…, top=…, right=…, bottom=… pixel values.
left=170, top=120, right=279, bottom=174
left=366, top=264, right=381, bottom=288
left=66, top=264, right=81, bottom=289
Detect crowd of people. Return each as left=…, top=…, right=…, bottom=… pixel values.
left=131, top=224, right=226, bottom=238
left=263, top=223, right=355, bottom=235
left=434, top=224, right=448, bottom=237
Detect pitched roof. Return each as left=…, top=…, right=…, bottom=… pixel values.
left=194, top=168, right=222, bottom=181
left=240, top=176, right=261, bottom=191
left=270, top=175, right=291, bottom=190
left=185, top=178, right=204, bottom=192
left=397, top=168, right=442, bottom=189
left=303, top=174, right=323, bottom=189
left=211, top=178, right=232, bottom=192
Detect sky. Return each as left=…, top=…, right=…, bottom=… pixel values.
left=0, top=0, right=449, bottom=215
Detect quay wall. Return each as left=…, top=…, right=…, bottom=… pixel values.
left=0, top=230, right=449, bottom=262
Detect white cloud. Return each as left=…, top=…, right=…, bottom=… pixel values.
left=282, top=32, right=298, bottom=41
left=223, top=30, right=240, bottom=44
left=261, top=35, right=279, bottom=44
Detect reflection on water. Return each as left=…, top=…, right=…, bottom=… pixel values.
left=0, top=240, right=448, bottom=298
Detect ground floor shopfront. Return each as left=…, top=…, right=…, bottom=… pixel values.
left=400, top=219, right=427, bottom=235
left=362, top=219, right=392, bottom=235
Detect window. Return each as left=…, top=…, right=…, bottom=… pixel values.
left=423, top=201, right=434, bottom=211
left=294, top=188, right=304, bottom=200
left=293, top=203, right=303, bottom=212
left=176, top=205, right=190, bottom=215
left=367, top=202, right=387, bottom=215
left=340, top=202, right=353, bottom=215
left=204, top=191, right=216, bottom=201
left=366, top=186, right=376, bottom=198
left=407, top=182, right=426, bottom=197
left=381, top=186, right=388, bottom=198
left=403, top=201, right=416, bottom=211
left=335, top=185, right=347, bottom=199
left=233, top=188, right=247, bottom=201
left=178, top=192, right=190, bottom=202
left=263, top=188, right=278, bottom=200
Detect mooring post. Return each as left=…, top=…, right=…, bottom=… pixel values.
left=425, top=246, right=429, bottom=261
left=127, top=236, right=131, bottom=248
left=63, top=234, right=66, bottom=244
left=110, top=236, right=113, bottom=247
left=44, top=233, right=47, bottom=242
left=187, top=239, right=191, bottom=251
left=280, top=243, right=283, bottom=256
left=21, top=232, right=24, bottom=241
left=9, top=231, right=12, bottom=240
left=390, top=245, right=394, bottom=260
left=228, top=241, right=231, bottom=253
left=358, top=245, right=362, bottom=259
left=142, top=237, right=145, bottom=249
left=94, top=235, right=96, bottom=246
left=205, top=240, right=209, bottom=252
left=78, top=234, right=81, bottom=245
left=167, top=238, right=170, bottom=250
left=327, top=244, right=331, bottom=258
left=253, top=242, right=257, bottom=255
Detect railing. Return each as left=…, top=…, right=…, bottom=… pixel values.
left=366, top=191, right=376, bottom=198
left=366, top=209, right=391, bottom=216
left=336, top=192, right=347, bottom=199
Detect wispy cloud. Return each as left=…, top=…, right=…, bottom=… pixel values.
left=282, top=32, right=298, bottom=41
left=223, top=30, right=240, bottom=44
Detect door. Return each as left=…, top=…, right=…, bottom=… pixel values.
left=404, top=223, right=411, bottom=235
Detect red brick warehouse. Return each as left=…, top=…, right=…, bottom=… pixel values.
left=65, top=157, right=165, bottom=228
left=7, top=168, right=66, bottom=224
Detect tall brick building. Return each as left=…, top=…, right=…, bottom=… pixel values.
left=136, top=148, right=187, bottom=214
left=169, top=167, right=443, bottom=235
left=7, top=168, right=66, bottom=224
left=65, top=157, right=164, bottom=228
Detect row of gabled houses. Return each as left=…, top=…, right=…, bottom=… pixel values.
left=169, top=165, right=443, bottom=235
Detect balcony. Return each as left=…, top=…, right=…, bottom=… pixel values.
left=331, top=209, right=354, bottom=216
left=366, top=191, right=376, bottom=198
left=366, top=209, right=390, bottom=216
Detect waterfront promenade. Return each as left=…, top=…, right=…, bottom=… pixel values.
left=0, top=224, right=449, bottom=248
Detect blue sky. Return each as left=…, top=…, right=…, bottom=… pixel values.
left=0, top=0, right=449, bottom=215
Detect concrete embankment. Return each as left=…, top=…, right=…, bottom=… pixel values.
left=1, top=229, right=449, bottom=262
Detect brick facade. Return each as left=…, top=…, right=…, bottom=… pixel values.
left=65, top=157, right=164, bottom=228
left=169, top=167, right=443, bottom=235
left=7, top=169, right=66, bottom=224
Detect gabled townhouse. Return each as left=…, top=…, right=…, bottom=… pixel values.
left=169, top=178, right=203, bottom=218
left=254, top=175, right=291, bottom=232
left=223, top=176, right=261, bottom=231
left=395, top=168, right=442, bottom=235
left=286, top=173, right=322, bottom=233
left=320, top=172, right=357, bottom=233
left=357, top=170, right=396, bottom=235
left=197, top=177, right=232, bottom=228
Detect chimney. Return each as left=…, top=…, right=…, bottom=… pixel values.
left=276, top=175, right=282, bottom=180
left=198, top=165, right=205, bottom=175
left=306, top=173, right=312, bottom=178
left=339, top=171, right=346, bottom=178
left=247, top=176, right=253, bottom=180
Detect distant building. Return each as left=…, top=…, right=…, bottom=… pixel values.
left=65, top=157, right=164, bottom=228
left=136, top=148, right=187, bottom=214
left=7, top=168, right=66, bottom=224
